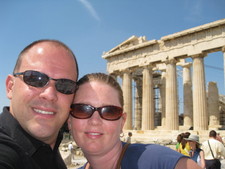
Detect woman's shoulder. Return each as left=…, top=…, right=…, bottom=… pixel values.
left=122, top=143, right=186, bottom=169
left=125, top=142, right=183, bottom=157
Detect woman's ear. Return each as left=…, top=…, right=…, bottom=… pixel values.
left=121, top=112, right=127, bottom=129
left=67, top=117, right=72, bottom=130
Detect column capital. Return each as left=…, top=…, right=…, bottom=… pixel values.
left=164, top=58, right=177, bottom=65
left=142, top=65, right=153, bottom=72
left=141, top=63, right=154, bottom=69
left=112, top=71, right=125, bottom=78
left=123, top=68, right=133, bottom=74
left=222, top=46, right=225, bottom=52
left=119, top=69, right=132, bottom=79
left=191, top=53, right=207, bottom=59
left=181, top=62, right=192, bottom=69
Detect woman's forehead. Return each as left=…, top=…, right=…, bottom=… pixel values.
left=74, top=81, right=121, bottom=105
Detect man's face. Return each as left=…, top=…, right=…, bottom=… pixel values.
left=6, top=42, right=78, bottom=147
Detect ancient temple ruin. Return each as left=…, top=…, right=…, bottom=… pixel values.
left=102, top=19, right=225, bottom=131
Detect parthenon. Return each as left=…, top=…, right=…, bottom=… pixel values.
left=102, top=19, right=225, bottom=131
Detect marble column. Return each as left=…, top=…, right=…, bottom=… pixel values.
left=192, top=54, right=208, bottom=130
left=122, top=71, right=133, bottom=130
left=182, top=63, right=193, bottom=128
left=208, top=82, right=220, bottom=127
left=142, top=66, right=154, bottom=130
left=165, top=59, right=179, bottom=130
left=159, top=71, right=166, bottom=128
left=134, top=77, right=142, bottom=130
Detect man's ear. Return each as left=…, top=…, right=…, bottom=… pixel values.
left=6, top=75, right=14, bottom=99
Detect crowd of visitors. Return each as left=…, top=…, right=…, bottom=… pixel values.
left=176, top=130, right=225, bottom=169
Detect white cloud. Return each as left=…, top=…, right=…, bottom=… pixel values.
left=78, top=0, right=100, bottom=22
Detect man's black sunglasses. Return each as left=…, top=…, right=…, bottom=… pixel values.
left=13, top=70, right=77, bottom=95
left=70, top=104, right=123, bottom=121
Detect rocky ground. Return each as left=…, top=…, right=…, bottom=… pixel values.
left=67, top=155, right=87, bottom=169
left=60, top=137, right=86, bottom=169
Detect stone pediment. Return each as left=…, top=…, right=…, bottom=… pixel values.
left=107, top=35, right=147, bottom=54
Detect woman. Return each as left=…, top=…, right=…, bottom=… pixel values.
left=178, top=132, right=191, bottom=156
left=68, top=73, right=201, bottom=169
left=176, top=133, right=184, bottom=151
left=185, top=135, right=206, bottom=168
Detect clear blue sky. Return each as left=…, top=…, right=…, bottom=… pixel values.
left=0, top=0, right=225, bottom=112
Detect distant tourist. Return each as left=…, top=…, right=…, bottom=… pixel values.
left=178, top=132, right=191, bottom=156
left=216, top=132, right=224, bottom=145
left=126, top=132, right=132, bottom=143
left=185, top=135, right=205, bottom=168
left=202, top=130, right=225, bottom=169
left=68, top=141, right=75, bottom=162
left=176, top=133, right=184, bottom=152
left=68, top=141, right=74, bottom=153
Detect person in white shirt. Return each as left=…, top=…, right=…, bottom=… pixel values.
left=126, top=132, right=132, bottom=144
left=202, top=130, right=225, bottom=169
left=68, top=142, right=75, bottom=162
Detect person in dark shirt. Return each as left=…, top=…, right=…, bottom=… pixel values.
left=0, top=39, right=79, bottom=169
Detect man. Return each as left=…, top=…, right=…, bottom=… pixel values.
left=202, top=130, right=225, bottom=169
left=0, top=40, right=79, bottom=169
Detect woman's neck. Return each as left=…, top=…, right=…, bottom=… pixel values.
left=85, top=142, right=123, bottom=169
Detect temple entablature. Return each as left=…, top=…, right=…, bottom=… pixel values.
left=103, top=19, right=225, bottom=74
